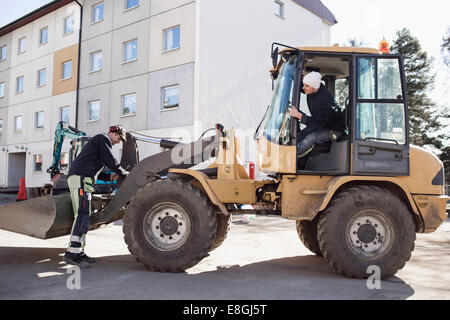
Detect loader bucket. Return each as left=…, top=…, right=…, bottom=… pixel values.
left=0, top=194, right=74, bottom=239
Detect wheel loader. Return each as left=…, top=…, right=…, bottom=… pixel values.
left=0, top=43, right=448, bottom=279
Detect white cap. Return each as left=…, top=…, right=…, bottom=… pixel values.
left=303, top=71, right=322, bottom=89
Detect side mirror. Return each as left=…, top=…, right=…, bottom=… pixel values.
left=271, top=47, right=279, bottom=68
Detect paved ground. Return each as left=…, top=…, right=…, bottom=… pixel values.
left=0, top=206, right=449, bottom=300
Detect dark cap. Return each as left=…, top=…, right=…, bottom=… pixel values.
left=109, top=125, right=127, bottom=142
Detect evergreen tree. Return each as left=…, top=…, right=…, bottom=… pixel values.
left=442, top=27, right=450, bottom=68
left=390, top=28, right=444, bottom=150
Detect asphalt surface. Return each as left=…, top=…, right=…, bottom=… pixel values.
left=0, top=201, right=449, bottom=300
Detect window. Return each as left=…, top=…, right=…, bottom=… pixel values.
left=356, top=57, right=406, bottom=145
left=0, top=119, right=2, bottom=135
left=90, top=51, right=102, bottom=72
left=358, top=58, right=402, bottom=100
left=356, top=103, right=406, bottom=144
left=14, top=115, right=23, bottom=132
left=64, top=16, right=74, bottom=35
left=125, top=0, right=139, bottom=10
left=60, top=106, right=70, bottom=123
left=37, top=69, right=46, bottom=87
left=92, top=2, right=104, bottom=23
left=62, top=61, right=72, bottom=80
left=0, top=45, right=6, bottom=60
left=88, top=100, right=100, bottom=120
left=16, top=76, right=24, bottom=93
left=123, top=39, right=137, bottom=62
left=274, top=1, right=284, bottom=18
left=122, top=93, right=136, bottom=115
left=162, top=85, right=179, bottom=110
left=163, top=26, right=180, bottom=52
left=33, top=154, right=43, bottom=172
left=35, top=111, right=45, bottom=129
left=18, top=37, right=26, bottom=54
left=60, top=152, right=69, bottom=172
left=40, top=27, right=48, bottom=45
left=0, top=82, right=4, bottom=97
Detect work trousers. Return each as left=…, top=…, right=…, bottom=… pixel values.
left=297, top=128, right=341, bottom=157
left=66, top=175, right=94, bottom=257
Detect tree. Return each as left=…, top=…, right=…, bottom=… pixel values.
left=390, top=28, right=445, bottom=150
left=442, top=27, right=450, bottom=67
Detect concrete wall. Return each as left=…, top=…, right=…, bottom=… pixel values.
left=195, top=0, right=331, bottom=162
left=148, top=63, right=194, bottom=129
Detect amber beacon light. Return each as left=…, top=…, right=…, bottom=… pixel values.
left=379, top=39, right=390, bottom=54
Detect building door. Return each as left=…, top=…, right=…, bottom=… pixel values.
left=7, top=152, right=26, bottom=188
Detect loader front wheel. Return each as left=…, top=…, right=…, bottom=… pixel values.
left=317, top=186, right=416, bottom=279
left=123, top=179, right=217, bottom=272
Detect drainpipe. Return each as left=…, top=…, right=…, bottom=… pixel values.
left=74, top=0, right=82, bottom=129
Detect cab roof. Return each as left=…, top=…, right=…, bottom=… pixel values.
left=281, top=45, right=381, bottom=55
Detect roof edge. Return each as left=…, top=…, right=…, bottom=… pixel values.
left=0, top=0, right=76, bottom=37
left=291, top=0, right=337, bottom=25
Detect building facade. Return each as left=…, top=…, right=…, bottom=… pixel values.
left=0, top=0, right=336, bottom=188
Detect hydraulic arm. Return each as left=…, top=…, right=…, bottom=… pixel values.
left=47, top=121, right=87, bottom=179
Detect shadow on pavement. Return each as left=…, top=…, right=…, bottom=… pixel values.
left=0, top=246, right=414, bottom=300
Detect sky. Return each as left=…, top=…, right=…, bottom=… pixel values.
left=0, top=0, right=449, bottom=107
left=321, top=0, right=450, bottom=107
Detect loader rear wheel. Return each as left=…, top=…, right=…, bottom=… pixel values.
left=317, top=186, right=416, bottom=279
left=296, top=218, right=322, bottom=256
left=209, top=212, right=231, bottom=252
left=123, top=179, right=217, bottom=272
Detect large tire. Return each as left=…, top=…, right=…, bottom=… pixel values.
left=317, top=186, right=416, bottom=279
left=209, top=212, right=231, bottom=252
left=296, top=218, right=322, bottom=256
left=123, top=179, right=217, bottom=272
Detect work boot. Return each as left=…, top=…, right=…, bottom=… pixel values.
left=64, top=252, right=90, bottom=269
left=80, top=252, right=97, bottom=263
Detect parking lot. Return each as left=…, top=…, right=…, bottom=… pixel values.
left=0, top=207, right=449, bottom=300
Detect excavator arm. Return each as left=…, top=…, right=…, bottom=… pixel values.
left=47, top=121, right=87, bottom=180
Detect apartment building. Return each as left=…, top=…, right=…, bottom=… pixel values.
left=0, top=0, right=336, bottom=188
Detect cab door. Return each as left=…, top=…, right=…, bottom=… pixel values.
left=351, top=54, right=410, bottom=176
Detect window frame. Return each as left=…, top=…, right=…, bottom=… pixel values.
left=274, top=0, right=284, bottom=18
left=353, top=53, right=410, bottom=147
left=16, top=76, right=24, bottom=93
left=121, top=93, right=136, bottom=116
left=0, top=45, right=6, bottom=61
left=123, top=39, right=138, bottom=63
left=0, top=82, right=4, bottom=98
left=90, top=50, right=102, bottom=72
left=92, top=2, right=104, bottom=23
left=60, top=106, right=70, bottom=123
left=39, top=26, right=48, bottom=45
left=125, top=0, right=139, bottom=11
left=64, top=16, right=75, bottom=35
left=37, top=68, right=47, bottom=87
left=61, top=60, right=72, bottom=80
left=163, top=25, right=180, bottom=52
left=18, top=37, right=26, bottom=54
left=14, top=115, right=23, bottom=132
left=33, top=154, right=43, bottom=172
left=35, top=111, right=45, bottom=129
left=88, top=100, right=101, bottom=121
left=161, top=84, right=180, bottom=111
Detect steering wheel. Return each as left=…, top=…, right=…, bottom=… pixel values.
left=277, top=102, right=292, bottom=145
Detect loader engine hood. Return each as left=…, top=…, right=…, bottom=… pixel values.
left=402, top=145, right=446, bottom=195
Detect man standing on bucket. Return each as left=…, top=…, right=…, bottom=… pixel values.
left=64, top=125, right=129, bottom=268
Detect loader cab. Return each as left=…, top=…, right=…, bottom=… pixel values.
left=256, top=44, right=410, bottom=177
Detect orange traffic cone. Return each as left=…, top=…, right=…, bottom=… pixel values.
left=16, top=177, right=27, bottom=202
